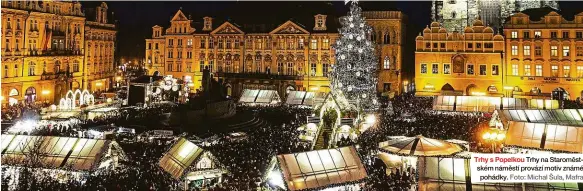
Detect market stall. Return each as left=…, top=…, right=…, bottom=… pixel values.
left=505, top=121, right=583, bottom=153
left=238, top=89, right=281, bottom=105
left=264, top=146, right=367, bottom=191
left=494, top=109, right=583, bottom=127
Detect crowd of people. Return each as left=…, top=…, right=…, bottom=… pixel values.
left=1, top=102, right=47, bottom=122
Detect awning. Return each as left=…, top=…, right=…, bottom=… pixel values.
left=238, top=89, right=281, bottom=104
left=274, top=146, right=367, bottom=191
left=379, top=135, right=463, bottom=156
left=159, top=138, right=225, bottom=180
left=505, top=121, right=583, bottom=153
left=285, top=91, right=328, bottom=107
left=496, top=109, right=583, bottom=127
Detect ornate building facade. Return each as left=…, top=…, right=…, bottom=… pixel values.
left=504, top=10, right=583, bottom=100
left=84, top=2, right=116, bottom=93
left=145, top=10, right=406, bottom=98
left=431, top=0, right=559, bottom=33
left=415, top=19, right=505, bottom=96
left=363, top=11, right=406, bottom=95
left=1, top=1, right=86, bottom=104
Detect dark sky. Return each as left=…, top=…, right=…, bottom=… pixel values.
left=82, top=1, right=583, bottom=65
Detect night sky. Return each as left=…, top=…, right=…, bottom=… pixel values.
left=81, top=1, right=583, bottom=72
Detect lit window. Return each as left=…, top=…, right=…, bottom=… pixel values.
left=511, top=31, right=518, bottom=39
left=322, top=39, right=329, bottom=49
left=511, top=46, right=518, bottom=56
left=492, top=65, right=499, bottom=75
left=383, top=57, right=390, bottom=69
left=551, top=65, right=558, bottom=77
left=524, top=65, right=531, bottom=76
left=551, top=46, right=558, bottom=56
left=523, top=45, right=530, bottom=56
left=577, top=66, right=583, bottom=77
left=563, top=46, right=570, bottom=56
left=563, top=66, right=570, bottom=77
left=310, top=39, right=317, bottom=50
left=512, top=64, right=518, bottom=75
left=298, top=39, right=304, bottom=49
left=432, top=63, right=438, bottom=74
left=187, top=39, right=193, bottom=46
left=534, top=31, right=541, bottom=38
left=443, top=64, right=450, bottom=74
left=421, top=64, right=427, bottom=74
left=467, top=64, right=474, bottom=75
left=535, top=65, right=542, bottom=76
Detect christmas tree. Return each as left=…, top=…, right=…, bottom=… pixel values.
left=330, top=1, right=379, bottom=110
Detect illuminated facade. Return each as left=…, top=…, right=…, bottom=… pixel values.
left=145, top=9, right=338, bottom=97
left=431, top=0, right=559, bottom=33
left=84, top=2, right=116, bottom=93
left=363, top=11, right=406, bottom=95
left=1, top=1, right=85, bottom=104
left=1, top=1, right=115, bottom=104
left=415, top=19, right=505, bottom=96
left=146, top=9, right=407, bottom=97
left=504, top=10, right=583, bottom=100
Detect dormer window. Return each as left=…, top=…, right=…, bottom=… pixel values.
left=313, top=14, right=327, bottom=31
left=203, top=17, right=213, bottom=31
left=317, top=17, right=323, bottom=28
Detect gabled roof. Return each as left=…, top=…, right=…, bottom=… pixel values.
left=159, top=138, right=225, bottom=179
left=269, top=20, right=311, bottom=35
left=210, top=21, right=245, bottom=35
left=171, top=10, right=189, bottom=22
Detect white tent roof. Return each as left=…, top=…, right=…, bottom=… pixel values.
left=497, top=109, right=583, bottom=126
left=285, top=91, right=329, bottom=107
left=1, top=135, right=124, bottom=171
left=239, top=89, right=281, bottom=104
left=275, top=146, right=367, bottom=191
left=379, top=135, right=463, bottom=156
left=159, top=138, right=224, bottom=179
left=433, top=96, right=560, bottom=112
left=505, top=121, right=583, bottom=153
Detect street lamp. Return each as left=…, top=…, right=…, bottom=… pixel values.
left=482, top=128, right=506, bottom=153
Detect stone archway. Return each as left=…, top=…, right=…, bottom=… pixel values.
left=552, top=87, right=569, bottom=100
left=466, top=84, right=477, bottom=95
left=441, top=83, right=455, bottom=91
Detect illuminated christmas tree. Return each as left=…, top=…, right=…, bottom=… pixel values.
left=330, top=1, right=379, bottom=110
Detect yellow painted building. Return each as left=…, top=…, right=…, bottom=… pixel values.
left=415, top=19, right=505, bottom=96
left=363, top=11, right=407, bottom=95
left=504, top=10, right=583, bottom=100
left=1, top=1, right=115, bottom=104
left=145, top=10, right=407, bottom=97
left=84, top=2, right=116, bottom=93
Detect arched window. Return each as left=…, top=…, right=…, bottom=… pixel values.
left=383, top=32, right=390, bottom=44
left=383, top=57, right=390, bottom=69
left=371, top=30, right=377, bottom=42
left=55, top=60, right=61, bottom=73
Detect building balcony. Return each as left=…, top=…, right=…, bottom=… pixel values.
left=216, top=72, right=303, bottom=80
left=40, top=49, right=83, bottom=56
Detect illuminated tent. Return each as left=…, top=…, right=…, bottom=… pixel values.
left=0, top=135, right=126, bottom=171
left=285, top=91, right=328, bottom=107
left=159, top=138, right=226, bottom=181
left=265, top=146, right=367, bottom=191
left=433, top=96, right=560, bottom=112
left=495, top=109, right=583, bottom=127
left=238, top=89, right=281, bottom=105
left=379, top=135, right=463, bottom=156
left=417, top=152, right=580, bottom=191
left=505, top=121, right=583, bottom=153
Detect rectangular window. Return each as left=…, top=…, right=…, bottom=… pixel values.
left=28, top=65, right=35, bottom=76
left=535, top=65, right=542, bottom=76
left=563, top=31, right=569, bottom=39
left=310, top=63, right=317, bottom=76
left=551, top=32, right=557, bottom=38
left=523, top=31, right=530, bottom=39
left=200, top=60, right=205, bottom=71
left=322, top=63, right=329, bottom=77
left=511, top=31, right=518, bottom=39
left=187, top=39, right=193, bottom=46
left=168, top=39, right=174, bottom=46
left=563, top=66, right=570, bottom=77
left=177, top=51, right=182, bottom=58
left=476, top=43, right=482, bottom=49
left=551, top=46, right=558, bottom=56
left=563, top=46, right=570, bottom=56
left=310, top=39, right=317, bottom=50
left=524, top=65, right=531, bottom=76
left=479, top=65, right=487, bottom=75
left=209, top=60, right=214, bottom=73
left=467, top=64, right=474, bottom=75
left=425, top=42, right=430, bottom=48
left=433, top=43, right=438, bottom=48
left=577, top=32, right=583, bottom=39
left=167, top=63, right=173, bottom=71
left=535, top=31, right=542, bottom=38
left=168, top=51, right=173, bottom=58
left=421, top=64, right=427, bottom=74
left=218, top=39, right=224, bottom=49
left=432, top=63, right=438, bottom=74
left=298, top=39, right=304, bottom=49
left=234, top=39, right=240, bottom=49
left=444, top=63, right=451, bottom=74
left=148, top=43, right=152, bottom=49
left=440, top=43, right=445, bottom=49
left=209, top=38, right=214, bottom=49
left=226, top=39, right=231, bottom=49
left=511, top=45, right=518, bottom=55
left=287, top=39, right=294, bottom=49
left=467, top=43, right=473, bottom=49
left=200, top=39, right=206, bottom=48
left=577, top=66, right=583, bottom=77
left=535, top=46, right=542, bottom=56
left=577, top=46, right=583, bottom=57
left=256, top=39, right=263, bottom=49
left=492, top=65, right=499, bottom=75
left=484, top=43, right=493, bottom=48
left=523, top=45, right=531, bottom=56
left=551, top=65, right=558, bottom=77
left=512, top=64, right=518, bottom=75
left=178, top=39, right=182, bottom=46
left=322, top=39, right=329, bottom=49
left=187, top=51, right=192, bottom=59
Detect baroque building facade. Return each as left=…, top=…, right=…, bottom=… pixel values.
left=1, top=1, right=115, bottom=104
left=84, top=2, right=116, bottom=93
left=504, top=10, right=583, bottom=100
left=415, top=19, right=505, bottom=96
left=145, top=10, right=406, bottom=98
left=431, top=0, right=559, bottom=33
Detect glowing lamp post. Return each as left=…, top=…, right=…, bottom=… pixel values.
left=41, top=90, right=50, bottom=102
left=482, top=129, right=506, bottom=153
